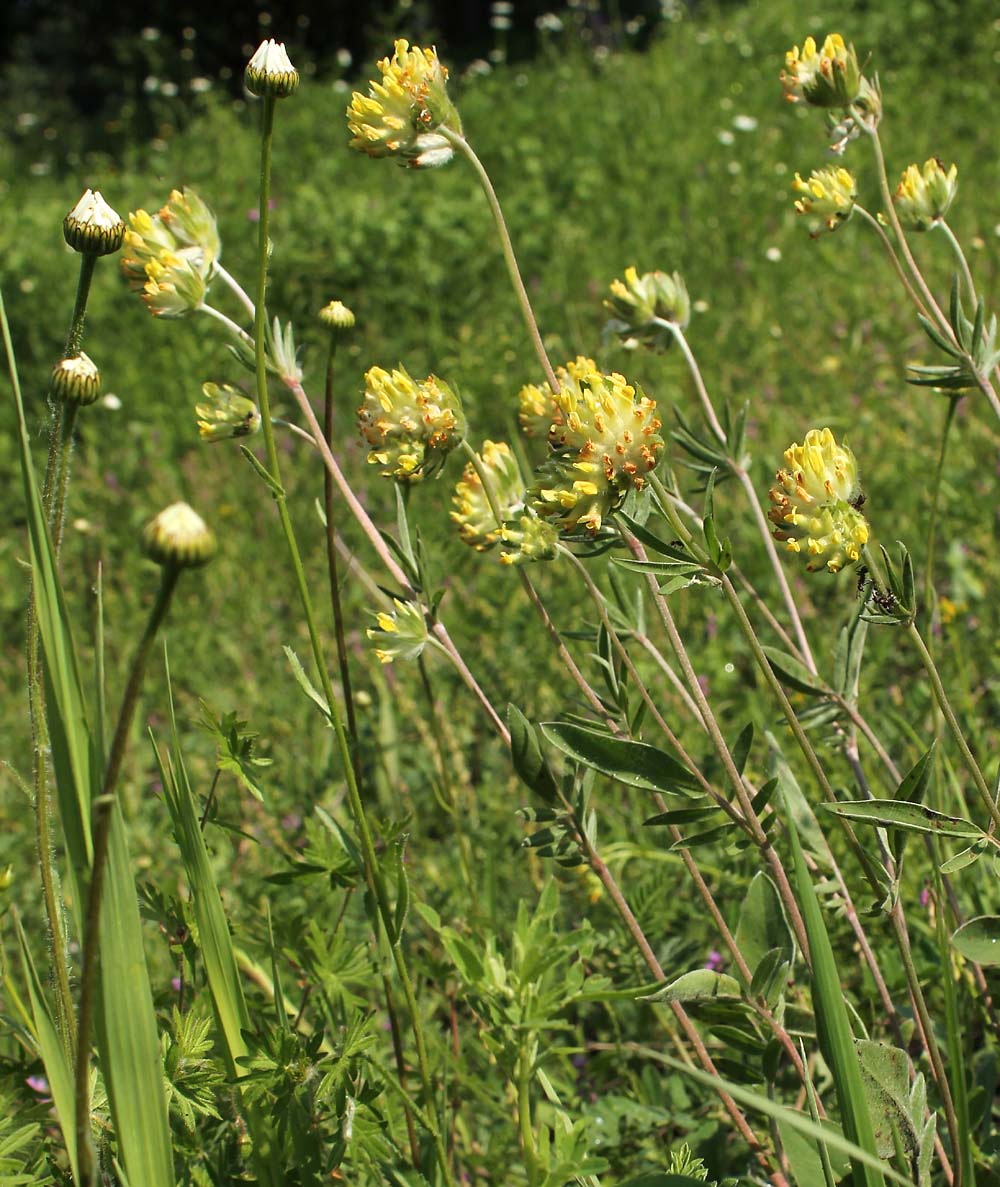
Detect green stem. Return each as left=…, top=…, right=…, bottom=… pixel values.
left=252, top=95, right=452, bottom=1184
left=74, top=566, right=181, bottom=1183
left=937, top=220, right=976, bottom=306
left=517, top=1039, right=540, bottom=1187
left=905, top=621, right=999, bottom=829
left=27, top=250, right=100, bottom=1059
left=923, top=395, right=960, bottom=618
left=443, top=129, right=558, bottom=392
left=854, top=205, right=930, bottom=320
left=322, top=336, right=360, bottom=768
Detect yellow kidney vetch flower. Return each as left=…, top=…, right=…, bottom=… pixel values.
left=518, top=356, right=597, bottom=440
left=366, top=598, right=429, bottom=664
left=347, top=39, right=462, bottom=168
left=781, top=34, right=861, bottom=108
left=768, top=427, right=869, bottom=573
left=893, top=158, right=958, bottom=232
left=121, top=188, right=220, bottom=318
left=451, top=440, right=524, bottom=551
left=358, top=364, right=466, bottom=481
left=792, top=167, right=857, bottom=233
left=527, top=361, right=663, bottom=535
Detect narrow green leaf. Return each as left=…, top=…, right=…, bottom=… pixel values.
left=822, top=799, right=981, bottom=839
left=762, top=647, right=826, bottom=696
left=951, top=916, right=1000, bottom=966
left=735, top=872, right=794, bottom=980
left=787, top=815, right=887, bottom=1187
left=641, top=969, right=742, bottom=1003
left=541, top=721, right=701, bottom=796
left=283, top=646, right=331, bottom=718
left=508, top=705, right=559, bottom=804
left=239, top=444, right=285, bottom=497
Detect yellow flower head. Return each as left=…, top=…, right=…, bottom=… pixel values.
left=451, top=440, right=525, bottom=551
left=347, top=39, right=462, bottom=168
left=792, top=167, right=857, bottom=233
left=604, top=266, right=690, bottom=349
left=366, top=598, right=428, bottom=663
left=781, top=34, right=861, bottom=108
left=893, top=158, right=958, bottom=232
left=768, top=428, right=868, bottom=573
left=121, top=188, right=220, bottom=318
left=527, top=361, right=663, bottom=535
left=358, top=364, right=466, bottom=481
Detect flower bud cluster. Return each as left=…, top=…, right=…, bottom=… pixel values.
left=121, top=188, right=220, bottom=319
left=792, top=166, right=857, bottom=233
left=604, top=267, right=690, bottom=349
left=347, top=39, right=462, bottom=168
left=781, top=34, right=861, bottom=108
left=451, top=440, right=524, bottom=551
left=893, top=158, right=958, bottom=232
left=196, top=382, right=261, bottom=441
left=358, top=364, right=466, bottom=481
left=526, top=360, right=663, bottom=535
left=768, top=427, right=869, bottom=573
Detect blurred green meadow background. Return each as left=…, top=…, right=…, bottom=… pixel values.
left=3, top=0, right=1000, bottom=1177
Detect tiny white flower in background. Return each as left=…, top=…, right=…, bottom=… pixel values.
left=16, top=112, right=39, bottom=129
left=102, top=393, right=122, bottom=410
left=765, top=246, right=782, bottom=262
left=716, top=129, right=735, bottom=145
left=693, top=299, right=709, bottom=313
left=732, top=113, right=758, bottom=132
left=336, top=47, right=353, bottom=68
left=143, top=76, right=160, bottom=94
left=141, top=26, right=161, bottom=41
left=190, top=77, right=213, bottom=94
left=160, top=81, right=179, bottom=98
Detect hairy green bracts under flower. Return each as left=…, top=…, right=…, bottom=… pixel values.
left=347, top=39, right=461, bottom=168
left=792, top=167, right=857, bottom=233
left=121, top=188, right=220, bottom=318
left=196, top=383, right=261, bottom=441
left=366, top=598, right=429, bottom=663
left=498, top=510, right=559, bottom=566
left=781, top=34, right=862, bottom=109
left=526, top=362, right=663, bottom=535
left=894, top=158, right=958, bottom=232
left=51, top=352, right=101, bottom=406
left=768, top=427, right=869, bottom=572
left=358, top=364, right=466, bottom=481
left=604, top=267, right=690, bottom=349
left=451, top=441, right=524, bottom=551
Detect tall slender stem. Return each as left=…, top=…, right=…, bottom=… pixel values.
left=937, top=220, right=976, bottom=306
left=251, top=95, right=452, bottom=1183
left=854, top=206, right=929, bottom=320
left=442, top=129, right=558, bottom=392
left=923, top=395, right=960, bottom=618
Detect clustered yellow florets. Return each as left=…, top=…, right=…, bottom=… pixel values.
left=451, top=440, right=524, bottom=551
left=792, top=167, right=857, bottom=232
left=768, top=427, right=869, bottom=573
left=347, top=39, right=462, bottom=168
left=893, top=158, right=958, bottom=232
left=781, top=34, right=861, bottom=108
left=526, top=360, right=663, bottom=535
left=358, top=364, right=466, bottom=481
left=121, top=188, right=220, bottom=318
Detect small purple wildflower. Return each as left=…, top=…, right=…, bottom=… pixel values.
left=704, top=949, right=724, bottom=972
